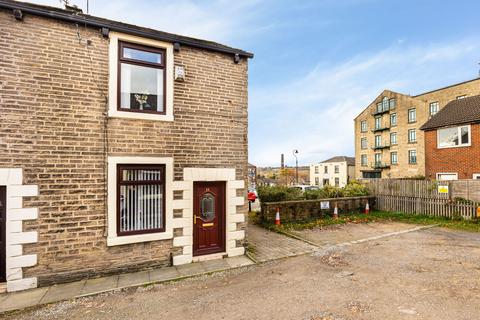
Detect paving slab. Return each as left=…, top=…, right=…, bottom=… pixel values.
left=80, top=275, right=119, bottom=296
left=225, top=256, right=254, bottom=268
left=148, top=266, right=180, bottom=282
left=201, top=258, right=230, bottom=272
left=39, top=280, right=85, bottom=304
left=117, top=271, right=150, bottom=288
left=176, top=262, right=206, bottom=276
left=0, top=287, right=48, bottom=312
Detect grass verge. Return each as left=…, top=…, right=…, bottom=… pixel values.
left=256, top=210, right=480, bottom=233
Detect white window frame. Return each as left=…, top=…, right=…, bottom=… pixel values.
left=107, top=156, right=174, bottom=246
left=390, top=113, right=397, bottom=126
left=408, top=149, right=417, bottom=164
left=390, top=132, right=397, bottom=145
left=437, top=125, right=471, bottom=149
left=429, top=101, right=439, bottom=116
left=390, top=152, right=398, bottom=165
left=375, top=116, right=382, bottom=129
left=361, top=154, right=368, bottom=166
left=361, top=137, right=367, bottom=149
left=375, top=135, right=382, bottom=147
left=408, top=129, right=416, bottom=143
left=408, top=108, right=416, bottom=123
left=108, top=32, right=174, bottom=121
left=361, top=120, right=367, bottom=132
left=437, top=173, right=458, bottom=181
left=473, top=174, right=480, bottom=179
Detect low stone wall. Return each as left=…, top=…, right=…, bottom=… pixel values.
left=260, top=196, right=376, bottom=223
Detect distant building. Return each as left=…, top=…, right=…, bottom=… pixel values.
left=354, top=78, right=480, bottom=179
left=310, top=156, right=355, bottom=187
left=421, top=95, right=480, bottom=180
left=248, top=163, right=257, bottom=190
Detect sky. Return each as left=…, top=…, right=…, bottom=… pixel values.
left=20, top=0, right=480, bottom=167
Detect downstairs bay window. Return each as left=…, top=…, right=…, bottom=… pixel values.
left=437, top=125, right=471, bottom=148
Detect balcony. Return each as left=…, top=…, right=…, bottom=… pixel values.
left=371, top=126, right=390, bottom=133
left=371, top=106, right=395, bottom=116
left=372, top=162, right=390, bottom=169
left=372, top=143, right=390, bottom=150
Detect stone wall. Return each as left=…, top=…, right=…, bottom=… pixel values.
left=0, top=9, right=248, bottom=286
left=260, top=196, right=375, bottom=223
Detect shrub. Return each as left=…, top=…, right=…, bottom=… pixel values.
left=342, top=180, right=369, bottom=197
left=257, top=185, right=304, bottom=203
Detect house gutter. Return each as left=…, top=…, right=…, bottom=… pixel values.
left=0, top=0, right=254, bottom=59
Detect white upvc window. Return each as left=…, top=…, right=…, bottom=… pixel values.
left=437, top=125, right=471, bottom=148
left=390, top=113, right=397, bottom=126
left=390, top=152, right=398, bottom=165
left=375, top=135, right=382, bottom=147
left=361, top=120, right=367, bottom=132
left=408, top=129, right=417, bottom=143
left=390, top=132, right=397, bottom=145
left=375, top=117, right=382, bottom=129
left=361, top=137, right=368, bottom=149
left=408, top=150, right=417, bottom=164
left=429, top=102, right=439, bottom=116
left=408, top=108, right=416, bottom=123
left=437, top=173, right=458, bottom=181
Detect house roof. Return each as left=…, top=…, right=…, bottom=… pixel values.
left=321, top=156, right=355, bottom=166
left=420, top=95, right=480, bottom=131
left=0, top=0, right=253, bottom=58
left=413, top=78, right=480, bottom=98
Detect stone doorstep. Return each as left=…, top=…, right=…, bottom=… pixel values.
left=0, top=255, right=255, bottom=314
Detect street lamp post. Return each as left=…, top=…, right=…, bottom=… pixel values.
left=293, top=149, right=299, bottom=185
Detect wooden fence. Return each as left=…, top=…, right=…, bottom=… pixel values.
left=363, top=179, right=480, bottom=220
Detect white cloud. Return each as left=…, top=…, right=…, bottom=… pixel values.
left=249, top=38, right=480, bottom=167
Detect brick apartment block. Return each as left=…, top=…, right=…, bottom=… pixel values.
left=354, top=78, right=480, bottom=179
left=0, top=0, right=252, bottom=292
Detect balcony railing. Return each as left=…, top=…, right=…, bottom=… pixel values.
left=371, top=106, right=396, bottom=116
left=371, top=126, right=390, bottom=133
left=372, top=162, right=390, bottom=169
left=372, top=143, right=390, bottom=150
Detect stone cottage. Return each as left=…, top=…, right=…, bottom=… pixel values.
left=0, top=0, right=252, bottom=292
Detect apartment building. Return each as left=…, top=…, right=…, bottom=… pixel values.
left=0, top=0, right=252, bottom=292
left=421, top=95, right=480, bottom=180
left=354, top=78, right=480, bottom=179
left=310, top=156, right=355, bottom=187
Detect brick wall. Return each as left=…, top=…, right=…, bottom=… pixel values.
left=424, top=124, right=480, bottom=179
left=0, top=10, right=248, bottom=285
left=260, top=196, right=375, bottom=223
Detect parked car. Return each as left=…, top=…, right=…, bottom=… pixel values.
left=291, top=185, right=320, bottom=192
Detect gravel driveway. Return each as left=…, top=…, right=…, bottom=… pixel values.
left=5, top=225, right=480, bottom=320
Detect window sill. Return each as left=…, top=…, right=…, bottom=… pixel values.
left=107, top=231, right=173, bottom=246
left=108, top=109, right=174, bottom=122
left=408, top=141, right=417, bottom=144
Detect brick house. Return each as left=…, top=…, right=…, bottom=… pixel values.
left=421, top=95, right=480, bottom=180
left=0, top=0, right=252, bottom=292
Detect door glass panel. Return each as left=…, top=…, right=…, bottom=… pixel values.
left=201, top=192, right=215, bottom=222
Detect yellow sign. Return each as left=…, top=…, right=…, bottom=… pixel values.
left=438, top=185, right=449, bottom=194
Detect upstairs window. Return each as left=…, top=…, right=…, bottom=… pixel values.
left=408, top=129, right=417, bottom=143
left=437, top=125, right=471, bottom=148
left=375, top=135, right=382, bottom=147
left=429, top=102, right=439, bottom=116
left=389, top=98, right=396, bottom=109
left=390, top=113, right=397, bottom=126
left=390, top=152, right=398, bottom=165
left=408, top=150, right=417, bottom=164
left=408, top=108, right=416, bottom=123
left=324, top=166, right=328, bottom=174
left=374, top=153, right=382, bottom=165
left=361, top=154, right=368, bottom=166
left=361, top=120, right=368, bottom=132
left=361, top=137, right=367, bottom=149
left=382, top=97, right=389, bottom=111
left=390, top=132, right=397, bottom=145
left=314, top=166, right=319, bottom=174
left=118, top=41, right=166, bottom=114
left=334, top=165, right=339, bottom=174
left=375, top=117, right=382, bottom=129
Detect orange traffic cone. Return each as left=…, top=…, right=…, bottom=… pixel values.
left=365, top=202, right=370, bottom=214
left=274, top=207, right=281, bottom=225
left=333, top=204, right=338, bottom=219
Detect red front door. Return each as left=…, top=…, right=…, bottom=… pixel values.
left=193, top=181, right=226, bottom=256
